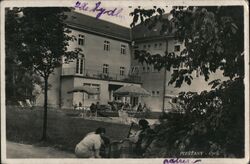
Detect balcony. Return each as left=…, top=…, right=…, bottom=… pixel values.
left=61, top=67, right=141, bottom=83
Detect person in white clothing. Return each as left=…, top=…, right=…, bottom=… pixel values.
left=75, top=127, right=106, bottom=158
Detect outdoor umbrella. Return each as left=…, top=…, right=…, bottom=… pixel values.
left=113, top=85, right=150, bottom=97
left=67, top=86, right=99, bottom=95
left=67, top=86, right=99, bottom=108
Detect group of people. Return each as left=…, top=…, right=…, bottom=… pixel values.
left=75, top=101, right=148, bottom=113
left=135, top=103, right=148, bottom=112
left=75, top=119, right=156, bottom=158
left=89, top=102, right=101, bottom=115
left=110, top=101, right=148, bottom=112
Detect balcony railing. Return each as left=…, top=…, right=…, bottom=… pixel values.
left=61, top=67, right=141, bottom=83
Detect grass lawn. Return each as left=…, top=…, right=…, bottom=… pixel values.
left=6, top=106, right=131, bottom=153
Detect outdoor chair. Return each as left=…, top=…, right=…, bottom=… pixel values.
left=17, top=101, right=25, bottom=109
left=128, top=111, right=137, bottom=118
left=108, top=140, right=137, bottom=158
left=118, top=110, right=130, bottom=124
left=79, top=112, right=84, bottom=118
left=107, top=121, right=142, bottom=158
left=78, top=106, right=91, bottom=118
left=25, top=99, right=33, bottom=108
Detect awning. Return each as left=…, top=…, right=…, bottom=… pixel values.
left=113, top=85, right=150, bottom=97
left=67, top=86, right=99, bottom=95
left=164, top=94, right=178, bottom=98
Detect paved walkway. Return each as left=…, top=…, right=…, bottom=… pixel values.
left=6, top=141, right=75, bottom=158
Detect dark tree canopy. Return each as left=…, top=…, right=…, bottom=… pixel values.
left=131, top=6, right=244, bottom=87
left=130, top=6, right=245, bottom=157
left=6, top=7, right=81, bottom=78
left=5, top=7, right=82, bottom=140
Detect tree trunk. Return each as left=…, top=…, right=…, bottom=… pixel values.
left=162, top=39, right=168, bottom=113
left=41, top=76, right=48, bottom=141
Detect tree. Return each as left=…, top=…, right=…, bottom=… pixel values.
left=5, top=7, right=82, bottom=141
left=5, top=8, right=29, bottom=102
left=130, top=6, right=244, bottom=157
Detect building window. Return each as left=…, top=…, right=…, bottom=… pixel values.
left=104, top=40, right=110, bottom=51
left=142, top=67, right=145, bottom=72
left=159, top=43, right=162, bottom=50
left=152, top=90, right=160, bottom=96
left=147, top=67, right=150, bottom=72
left=196, top=68, right=200, bottom=77
left=131, top=66, right=139, bottom=75
left=103, top=64, right=109, bottom=74
left=83, top=83, right=100, bottom=100
left=79, top=59, right=83, bottom=74
left=78, top=34, right=85, bottom=46
left=76, top=55, right=84, bottom=74
left=121, top=45, right=126, bottom=54
left=154, top=43, right=158, bottom=49
left=174, top=45, right=181, bottom=52
left=152, top=66, right=159, bottom=72
left=120, top=67, right=125, bottom=76
left=76, top=60, right=79, bottom=73
left=148, top=44, right=151, bottom=49
left=143, top=45, right=147, bottom=49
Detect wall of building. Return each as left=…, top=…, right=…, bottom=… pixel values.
left=33, top=18, right=225, bottom=112
left=60, top=77, right=74, bottom=109
left=63, top=29, right=132, bottom=78
left=34, top=28, right=137, bottom=109
left=131, top=39, right=168, bottom=111
left=61, top=76, right=141, bottom=108
left=131, top=38, right=226, bottom=112
left=35, top=68, right=61, bottom=108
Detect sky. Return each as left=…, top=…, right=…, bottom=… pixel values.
left=74, top=1, right=171, bottom=27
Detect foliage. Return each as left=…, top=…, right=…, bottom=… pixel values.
left=154, top=77, right=244, bottom=157
left=130, top=6, right=244, bottom=157
left=5, top=7, right=82, bottom=140
left=6, top=8, right=82, bottom=78
left=5, top=8, right=33, bottom=103
left=131, top=6, right=243, bottom=87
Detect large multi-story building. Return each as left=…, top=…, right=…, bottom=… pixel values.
left=35, top=11, right=223, bottom=112
left=35, top=11, right=141, bottom=109
left=131, top=16, right=225, bottom=111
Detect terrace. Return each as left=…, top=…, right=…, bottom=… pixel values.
left=61, top=67, right=141, bottom=83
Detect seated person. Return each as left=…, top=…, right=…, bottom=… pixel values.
left=75, top=127, right=106, bottom=158
left=137, top=103, right=143, bottom=112
left=79, top=102, right=83, bottom=109
left=99, top=135, right=110, bottom=158
left=142, top=103, right=148, bottom=112
left=112, top=103, right=118, bottom=111
left=96, top=101, right=101, bottom=111
left=127, top=119, right=156, bottom=156
left=90, top=103, right=96, bottom=116
left=122, top=102, right=131, bottom=111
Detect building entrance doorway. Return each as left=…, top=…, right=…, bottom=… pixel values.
left=130, top=96, right=139, bottom=107
left=108, top=84, right=123, bottom=101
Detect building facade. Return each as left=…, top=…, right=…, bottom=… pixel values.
left=36, top=11, right=141, bottom=109
left=131, top=19, right=225, bottom=112
left=35, top=11, right=223, bottom=112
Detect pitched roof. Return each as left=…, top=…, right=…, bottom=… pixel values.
left=65, top=11, right=131, bottom=42
left=131, top=14, right=175, bottom=42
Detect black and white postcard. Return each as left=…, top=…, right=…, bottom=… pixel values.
left=1, top=0, right=249, bottom=164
